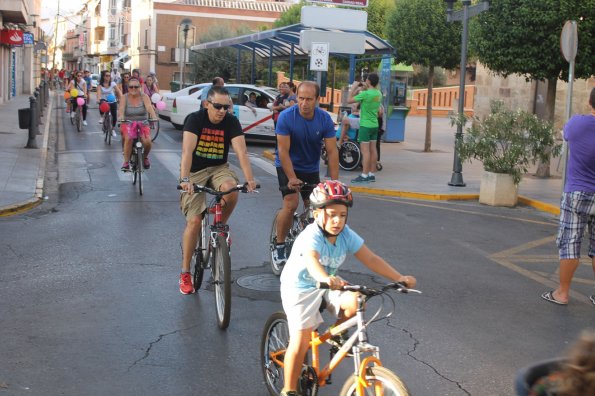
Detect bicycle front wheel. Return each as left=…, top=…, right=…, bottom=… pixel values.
left=339, top=141, right=362, bottom=171
left=269, top=210, right=282, bottom=276
left=339, top=366, right=410, bottom=396
left=137, top=150, right=143, bottom=195
left=106, top=114, right=112, bottom=145
left=76, top=110, right=82, bottom=132
left=261, top=311, right=289, bottom=396
left=150, top=120, right=160, bottom=142
left=213, top=234, right=231, bottom=329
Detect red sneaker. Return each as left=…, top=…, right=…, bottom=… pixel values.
left=179, top=272, right=194, bottom=295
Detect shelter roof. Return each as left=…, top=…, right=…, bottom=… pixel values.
left=190, top=23, right=394, bottom=60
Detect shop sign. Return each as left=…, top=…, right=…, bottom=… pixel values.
left=1, top=30, right=24, bottom=46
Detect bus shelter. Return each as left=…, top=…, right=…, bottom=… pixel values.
left=190, top=23, right=395, bottom=86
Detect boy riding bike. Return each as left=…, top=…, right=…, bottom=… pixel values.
left=279, top=180, right=416, bottom=396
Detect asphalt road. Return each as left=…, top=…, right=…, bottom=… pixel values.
left=0, top=101, right=593, bottom=396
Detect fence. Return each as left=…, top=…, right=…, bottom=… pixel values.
left=276, top=72, right=475, bottom=117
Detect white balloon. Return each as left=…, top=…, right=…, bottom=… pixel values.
left=151, top=93, right=162, bottom=104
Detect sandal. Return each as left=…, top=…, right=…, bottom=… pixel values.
left=541, top=290, right=568, bottom=306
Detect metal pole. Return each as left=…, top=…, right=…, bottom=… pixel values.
left=26, top=96, right=38, bottom=148
left=289, top=43, right=294, bottom=83
left=180, top=25, right=188, bottom=89
left=268, top=45, right=273, bottom=87
left=251, top=48, right=256, bottom=84
left=236, top=48, right=241, bottom=83
left=52, top=0, right=60, bottom=69
left=561, top=58, right=575, bottom=190
left=448, top=1, right=469, bottom=187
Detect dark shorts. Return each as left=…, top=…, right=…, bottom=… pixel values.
left=276, top=167, right=320, bottom=202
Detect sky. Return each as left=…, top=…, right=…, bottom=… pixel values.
left=41, top=0, right=86, bottom=19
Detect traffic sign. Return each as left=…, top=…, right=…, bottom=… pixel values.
left=560, top=20, right=578, bottom=62
left=300, top=30, right=366, bottom=55
left=301, top=6, right=367, bottom=31
left=310, top=42, right=329, bottom=71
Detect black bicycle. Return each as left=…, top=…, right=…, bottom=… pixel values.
left=101, top=101, right=116, bottom=145
left=178, top=182, right=260, bottom=329
left=120, top=120, right=155, bottom=196
left=269, top=183, right=317, bottom=276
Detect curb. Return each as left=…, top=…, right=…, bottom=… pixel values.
left=0, top=91, right=53, bottom=217
left=261, top=150, right=559, bottom=214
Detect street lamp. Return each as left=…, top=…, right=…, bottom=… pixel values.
left=179, top=19, right=192, bottom=89
left=444, top=0, right=490, bottom=187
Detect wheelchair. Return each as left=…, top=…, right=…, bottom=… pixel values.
left=321, top=128, right=383, bottom=172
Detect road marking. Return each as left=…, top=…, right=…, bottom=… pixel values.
left=58, top=153, right=90, bottom=183
left=153, top=152, right=180, bottom=178
left=248, top=154, right=276, bottom=176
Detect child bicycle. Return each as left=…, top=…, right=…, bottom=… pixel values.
left=261, top=281, right=421, bottom=396
left=269, top=183, right=317, bottom=276
left=100, top=99, right=117, bottom=145
left=177, top=182, right=260, bottom=329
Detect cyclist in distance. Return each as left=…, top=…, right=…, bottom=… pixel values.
left=272, top=81, right=339, bottom=270
left=118, top=77, right=157, bottom=171
left=96, top=70, right=122, bottom=127
left=278, top=180, right=417, bottom=396
left=142, top=74, right=160, bottom=98
left=67, top=71, right=89, bottom=126
left=118, top=71, right=131, bottom=95
left=178, top=86, right=257, bottom=295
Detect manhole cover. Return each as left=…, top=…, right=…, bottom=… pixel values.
left=236, top=273, right=280, bottom=292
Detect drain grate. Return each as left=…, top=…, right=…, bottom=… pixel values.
left=236, top=273, right=280, bottom=292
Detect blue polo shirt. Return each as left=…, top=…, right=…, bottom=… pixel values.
left=274, top=106, right=335, bottom=173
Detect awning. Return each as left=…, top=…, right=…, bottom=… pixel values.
left=190, top=23, right=394, bottom=59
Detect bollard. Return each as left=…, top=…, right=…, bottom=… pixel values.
left=40, top=82, right=46, bottom=108
left=44, top=80, right=49, bottom=105
left=36, top=87, right=44, bottom=118
left=25, top=96, right=38, bottom=148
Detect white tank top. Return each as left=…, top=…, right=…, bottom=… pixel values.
left=99, top=82, right=117, bottom=101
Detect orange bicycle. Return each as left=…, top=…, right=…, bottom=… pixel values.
left=261, top=281, right=421, bottom=396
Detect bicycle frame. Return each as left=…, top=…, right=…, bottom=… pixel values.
left=269, top=293, right=382, bottom=393
left=202, top=195, right=231, bottom=255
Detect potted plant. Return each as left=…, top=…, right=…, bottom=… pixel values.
left=452, top=100, right=561, bottom=207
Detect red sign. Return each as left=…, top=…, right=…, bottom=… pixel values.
left=307, top=0, right=368, bottom=7
left=1, top=30, right=24, bottom=46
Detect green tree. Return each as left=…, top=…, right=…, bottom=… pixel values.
left=367, top=0, right=396, bottom=38
left=471, top=0, right=595, bottom=176
left=273, top=1, right=303, bottom=28
left=385, top=0, right=461, bottom=152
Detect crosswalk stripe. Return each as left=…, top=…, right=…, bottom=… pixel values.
left=58, top=153, right=90, bottom=184
left=153, top=152, right=181, bottom=179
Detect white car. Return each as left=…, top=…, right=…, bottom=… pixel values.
left=159, top=83, right=211, bottom=128
left=90, top=74, right=99, bottom=92
left=169, top=83, right=280, bottom=140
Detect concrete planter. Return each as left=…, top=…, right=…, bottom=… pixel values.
left=479, top=171, right=518, bottom=207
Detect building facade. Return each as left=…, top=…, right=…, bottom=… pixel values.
left=0, top=0, right=43, bottom=103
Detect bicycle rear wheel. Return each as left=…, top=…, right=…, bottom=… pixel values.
left=213, top=234, right=231, bottom=329
left=269, top=210, right=283, bottom=276
left=131, top=148, right=138, bottom=185
left=261, top=311, right=289, bottom=396
left=339, top=366, right=410, bottom=396
left=193, top=249, right=205, bottom=291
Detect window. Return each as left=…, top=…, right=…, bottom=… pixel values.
left=110, top=0, right=117, bottom=15
left=109, top=23, right=116, bottom=47
left=225, top=86, right=240, bottom=105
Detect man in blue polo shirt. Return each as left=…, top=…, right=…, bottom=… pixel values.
left=272, top=81, right=339, bottom=269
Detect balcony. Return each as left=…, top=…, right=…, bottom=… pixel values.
left=1, top=0, right=29, bottom=24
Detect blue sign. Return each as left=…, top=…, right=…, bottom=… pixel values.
left=23, top=32, right=34, bottom=45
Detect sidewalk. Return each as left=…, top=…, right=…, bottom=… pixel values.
left=264, top=115, right=563, bottom=215
left=0, top=92, right=53, bottom=216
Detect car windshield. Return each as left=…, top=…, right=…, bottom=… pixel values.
left=264, top=88, right=279, bottom=97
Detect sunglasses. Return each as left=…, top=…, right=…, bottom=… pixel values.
left=208, top=101, right=231, bottom=111
left=129, top=85, right=140, bottom=88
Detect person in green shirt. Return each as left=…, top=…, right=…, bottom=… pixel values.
left=348, top=73, right=382, bottom=183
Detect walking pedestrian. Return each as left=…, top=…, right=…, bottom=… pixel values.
left=541, top=88, right=595, bottom=306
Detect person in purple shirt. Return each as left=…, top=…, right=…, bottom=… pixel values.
left=542, top=88, right=595, bottom=306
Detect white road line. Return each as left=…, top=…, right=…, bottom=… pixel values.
left=153, top=152, right=181, bottom=178
left=248, top=155, right=276, bottom=176
left=58, top=153, right=90, bottom=184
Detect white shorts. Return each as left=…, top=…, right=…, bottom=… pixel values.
left=281, top=288, right=343, bottom=334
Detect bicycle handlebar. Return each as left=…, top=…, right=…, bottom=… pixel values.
left=316, top=281, right=421, bottom=295
left=279, top=182, right=318, bottom=193
left=177, top=182, right=260, bottom=195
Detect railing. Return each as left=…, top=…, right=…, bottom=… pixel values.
left=276, top=72, right=475, bottom=117
left=408, top=85, right=475, bottom=117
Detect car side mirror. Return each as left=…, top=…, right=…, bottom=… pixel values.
left=266, top=103, right=273, bottom=110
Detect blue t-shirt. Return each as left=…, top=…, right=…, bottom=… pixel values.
left=564, top=114, right=595, bottom=193
left=274, top=106, right=336, bottom=173
left=280, top=223, right=364, bottom=292
left=335, top=113, right=358, bottom=140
